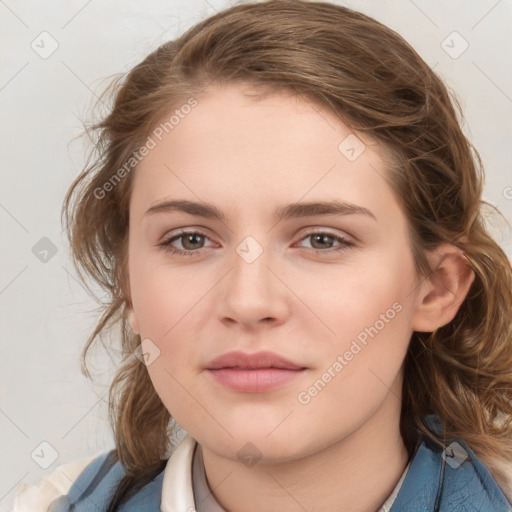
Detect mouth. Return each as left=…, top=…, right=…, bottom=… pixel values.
left=204, top=350, right=307, bottom=393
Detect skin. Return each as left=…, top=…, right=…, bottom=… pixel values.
left=126, top=82, right=474, bottom=512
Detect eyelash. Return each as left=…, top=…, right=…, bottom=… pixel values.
left=158, top=229, right=354, bottom=257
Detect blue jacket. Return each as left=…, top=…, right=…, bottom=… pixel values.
left=48, top=415, right=511, bottom=511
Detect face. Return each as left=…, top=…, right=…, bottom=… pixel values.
left=126, top=82, right=424, bottom=463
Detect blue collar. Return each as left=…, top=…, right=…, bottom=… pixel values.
left=391, top=414, right=511, bottom=511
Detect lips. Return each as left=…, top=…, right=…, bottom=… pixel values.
left=204, top=350, right=307, bottom=393
left=205, top=350, right=305, bottom=370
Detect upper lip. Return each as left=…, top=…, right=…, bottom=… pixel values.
left=205, top=350, right=305, bottom=370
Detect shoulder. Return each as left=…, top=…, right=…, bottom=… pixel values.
left=392, top=415, right=512, bottom=511
left=10, top=453, right=101, bottom=512
left=48, top=450, right=165, bottom=512
left=437, top=438, right=512, bottom=511
left=12, top=450, right=164, bottom=512
left=11, top=436, right=194, bottom=512
left=427, top=414, right=512, bottom=510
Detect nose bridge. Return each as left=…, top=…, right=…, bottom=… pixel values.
left=231, top=234, right=274, bottom=297
left=220, top=233, right=287, bottom=324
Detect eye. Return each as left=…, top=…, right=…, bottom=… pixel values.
left=295, top=231, right=353, bottom=255
left=158, top=230, right=214, bottom=255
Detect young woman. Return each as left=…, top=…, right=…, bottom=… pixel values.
left=12, top=1, right=512, bottom=511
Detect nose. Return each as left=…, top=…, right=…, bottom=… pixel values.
left=217, top=239, right=290, bottom=330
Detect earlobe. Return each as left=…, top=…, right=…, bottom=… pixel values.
left=127, top=307, right=140, bottom=335
left=412, top=244, right=475, bottom=333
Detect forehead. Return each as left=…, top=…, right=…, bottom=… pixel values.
left=129, top=82, right=401, bottom=225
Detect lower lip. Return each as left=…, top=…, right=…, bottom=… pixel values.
left=206, top=368, right=306, bottom=393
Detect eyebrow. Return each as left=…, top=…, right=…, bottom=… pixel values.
left=144, top=199, right=377, bottom=222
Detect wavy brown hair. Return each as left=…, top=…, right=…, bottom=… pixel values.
left=61, top=1, right=512, bottom=509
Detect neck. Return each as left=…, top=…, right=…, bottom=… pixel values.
left=201, top=385, right=411, bottom=512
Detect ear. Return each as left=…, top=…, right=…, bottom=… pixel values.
left=412, top=243, right=475, bottom=332
left=127, top=306, right=140, bottom=335
left=120, top=254, right=140, bottom=334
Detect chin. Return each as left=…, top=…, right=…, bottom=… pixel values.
left=206, top=434, right=306, bottom=466
left=195, top=419, right=313, bottom=463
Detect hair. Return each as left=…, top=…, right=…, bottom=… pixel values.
left=61, top=1, right=512, bottom=510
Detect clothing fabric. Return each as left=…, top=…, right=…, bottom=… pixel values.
left=10, top=415, right=512, bottom=511
left=9, top=455, right=98, bottom=512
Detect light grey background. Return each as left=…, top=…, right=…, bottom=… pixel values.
left=1, top=0, right=511, bottom=509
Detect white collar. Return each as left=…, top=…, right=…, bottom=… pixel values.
left=160, top=434, right=197, bottom=511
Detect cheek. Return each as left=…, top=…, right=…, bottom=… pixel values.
left=128, top=242, right=205, bottom=340
left=296, top=250, right=416, bottom=351
left=290, top=268, right=414, bottom=446
left=128, top=251, right=210, bottom=400
left=295, top=251, right=417, bottom=409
